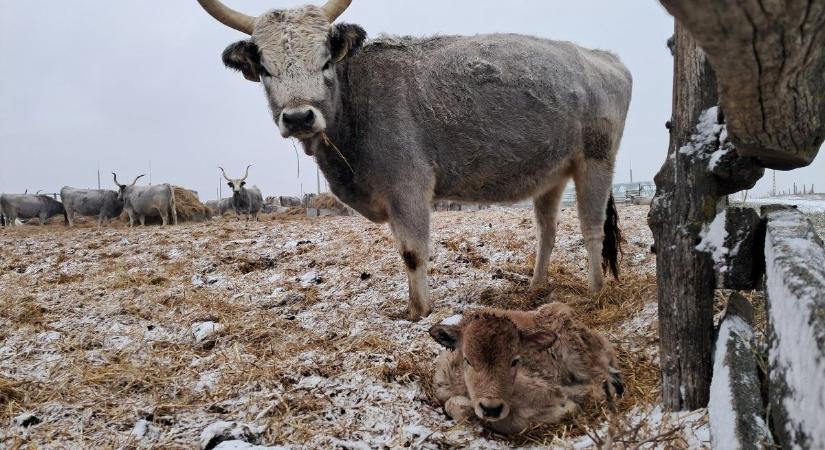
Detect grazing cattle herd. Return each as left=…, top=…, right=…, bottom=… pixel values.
left=2, top=0, right=638, bottom=439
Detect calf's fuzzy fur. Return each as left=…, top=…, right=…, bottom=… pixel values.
left=429, top=303, right=622, bottom=434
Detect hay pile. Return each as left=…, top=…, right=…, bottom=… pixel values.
left=172, top=186, right=211, bottom=223
left=310, top=193, right=343, bottom=210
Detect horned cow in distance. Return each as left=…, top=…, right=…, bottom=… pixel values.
left=112, top=173, right=178, bottom=227
left=219, top=166, right=263, bottom=221
left=197, top=0, right=631, bottom=320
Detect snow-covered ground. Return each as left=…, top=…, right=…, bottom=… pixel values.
left=0, top=206, right=709, bottom=448
left=746, top=194, right=825, bottom=214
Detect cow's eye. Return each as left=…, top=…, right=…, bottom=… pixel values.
left=322, top=60, right=332, bottom=72
left=511, top=357, right=520, bottom=368
left=463, top=357, right=473, bottom=368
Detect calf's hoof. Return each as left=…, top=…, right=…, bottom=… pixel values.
left=444, top=396, right=473, bottom=422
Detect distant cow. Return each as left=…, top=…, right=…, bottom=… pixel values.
left=219, top=166, right=263, bottom=221
left=0, top=194, right=67, bottom=226
left=278, top=196, right=302, bottom=208
left=112, top=173, right=178, bottom=226
left=429, top=303, right=622, bottom=434
left=206, top=198, right=233, bottom=216
left=60, top=187, right=124, bottom=227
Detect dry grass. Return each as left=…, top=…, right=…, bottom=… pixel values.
left=0, top=205, right=681, bottom=448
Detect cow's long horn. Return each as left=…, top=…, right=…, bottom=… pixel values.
left=241, top=165, right=252, bottom=182
left=218, top=166, right=232, bottom=182
left=196, top=0, right=255, bottom=35
left=131, top=175, right=145, bottom=186
left=321, top=0, right=352, bottom=22
left=112, top=172, right=121, bottom=187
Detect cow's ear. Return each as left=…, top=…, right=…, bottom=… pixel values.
left=240, top=181, right=246, bottom=187
left=222, top=40, right=262, bottom=82
left=329, top=23, right=367, bottom=63
left=429, top=325, right=460, bottom=350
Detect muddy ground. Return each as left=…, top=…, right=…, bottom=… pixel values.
left=0, top=205, right=709, bottom=449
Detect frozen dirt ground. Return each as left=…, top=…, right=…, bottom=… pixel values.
left=0, top=205, right=709, bottom=449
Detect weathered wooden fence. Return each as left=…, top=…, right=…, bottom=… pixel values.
left=652, top=1, right=825, bottom=448
left=702, top=204, right=825, bottom=449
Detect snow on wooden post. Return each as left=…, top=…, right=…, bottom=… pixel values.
left=709, top=292, right=773, bottom=449
left=650, top=23, right=763, bottom=411
left=763, top=205, right=825, bottom=449
left=696, top=207, right=763, bottom=290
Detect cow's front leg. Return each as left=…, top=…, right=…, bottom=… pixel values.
left=388, top=198, right=433, bottom=321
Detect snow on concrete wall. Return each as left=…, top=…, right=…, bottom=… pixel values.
left=764, top=206, right=825, bottom=449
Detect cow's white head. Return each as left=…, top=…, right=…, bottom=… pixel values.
left=198, top=1, right=365, bottom=141
left=112, top=173, right=145, bottom=202
left=219, top=165, right=251, bottom=200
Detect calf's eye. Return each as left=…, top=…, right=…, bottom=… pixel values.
left=511, top=357, right=520, bottom=367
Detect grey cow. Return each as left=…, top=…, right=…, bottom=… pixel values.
left=112, top=173, right=178, bottom=227
left=60, top=187, right=124, bottom=227
left=0, top=194, right=67, bottom=226
left=197, top=0, right=632, bottom=320
left=206, top=198, right=234, bottom=216
left=219, top=166, right=263, bottom=221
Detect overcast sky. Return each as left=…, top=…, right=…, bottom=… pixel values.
left=1, top=1, right=821, bottom=200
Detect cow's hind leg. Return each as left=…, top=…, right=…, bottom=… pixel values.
left=573, top=159, right=614, bottom=292
left=388, top=196, right=433, bottom=321
left=530, top=180, right=568, bottom=289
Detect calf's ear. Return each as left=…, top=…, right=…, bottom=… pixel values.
left=329, top=24, right=367, bottom=63
left=429, top=325, right=460, bottom=350
left=223, top=40, right=262, bottom=82
left=520, top=329, right=558, bottom=350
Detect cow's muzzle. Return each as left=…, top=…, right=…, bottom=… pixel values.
left=279, top=106, right=325, bottom=139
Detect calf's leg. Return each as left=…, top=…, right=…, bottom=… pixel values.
left=388, top=196, right=433, bottom=321
left=530, top=180, right=567, bottom=289
left=573, top=159, right=613, bottom=292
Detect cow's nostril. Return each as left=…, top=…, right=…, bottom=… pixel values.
left=480, top=403, right=504, bottom=418
left=303, top=109, right=315, bottom=126
left=282, top=109, right=315, bottom=129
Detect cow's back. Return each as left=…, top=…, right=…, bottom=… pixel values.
left=344, top=34, right=632, bottom=203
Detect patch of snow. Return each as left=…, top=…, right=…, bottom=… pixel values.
left=199, top=421, right=263, bottom=450
left=441, top=315, right=463, bottom=326
left=300, top=271, right=320, bottom=286
left=696, top=210, right=729, bottom=272
left=192, top=322, right=225, bottom=343
left=131, top=419, right=149, bottom=439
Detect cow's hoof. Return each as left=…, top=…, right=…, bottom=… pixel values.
left=404, top=303, right=433, bottom=322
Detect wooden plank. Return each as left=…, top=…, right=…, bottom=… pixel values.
left=709, top=292, right=773, bottom=449
left=763, top=205, right=825, bottom=449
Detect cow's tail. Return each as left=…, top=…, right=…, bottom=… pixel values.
left=601, top=194, right=623, bottom=280
left=169, top=185, right=178, bottom=225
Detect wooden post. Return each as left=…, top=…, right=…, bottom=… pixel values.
left=649, top=23, right=764, bottom=410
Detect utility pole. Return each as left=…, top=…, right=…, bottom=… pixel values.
left=97, top=161, right=101, bottom=189
left=772, top=170, right=777, bottom=197
left=149, top=161, right=153, bottom=185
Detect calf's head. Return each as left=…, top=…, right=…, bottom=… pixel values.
left=429, top=313, right=557, bottom=423
left=112, top=173, right=145, bottom=202
left=198, top=0, right=366, bottom=140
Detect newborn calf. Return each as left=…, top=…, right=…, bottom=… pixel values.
left=429, top=303, right=622, bottom=434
